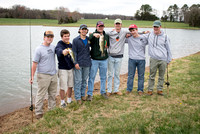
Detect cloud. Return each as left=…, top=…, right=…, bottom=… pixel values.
left=0, top=0, right=199, bottom=17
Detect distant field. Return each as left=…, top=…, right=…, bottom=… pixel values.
left=0, top=18, right=199, bottom=29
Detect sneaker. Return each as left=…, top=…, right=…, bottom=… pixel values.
left=107, top=92, right=112, bottom=96
left=60, top=103, right=67, bottom=108
left=101, top=93, right=108, bottom=99
left=147, top=91, right=153, bottom=96
left=76, top=100, right=82, bottom=105
left=66, top=100, right=73, bottom=104
left=81, top=96, right=86, bottom=101
left=36, top=114, right=43, bottom=119
left=157, top=90, right=164, bottom=96
left=87, top=95, right=93, bottom=101
left=114, top=91, right=123, bottom=96
left=138, top=91, right=143, bottom=96
left=126, top=91, right=131, bottom=95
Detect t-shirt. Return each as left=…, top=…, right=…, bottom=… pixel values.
left=82, top=38, right=88, bottom=46
left=33, top=44, right=57, bottom=75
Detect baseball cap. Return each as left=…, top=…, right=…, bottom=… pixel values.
left=129, top=24, right=138, bottom=29
left=44, top=31, right=54, bottom=37
left=114, top=18, right=122, bottom=24
left=153, top=20, right=161, bottom=27
left=96, top=21, right=104, bottom=27
left=79, top=24, right=88, bottom=30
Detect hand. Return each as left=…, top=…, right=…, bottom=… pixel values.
left=143, top=31, right=150, bottom=34
left=93, top=33, right=100, bottom=38
left=29, top=78, right=33, bottom=84
left=75, top=64, right=80, bottom=70
left=126, top=33, right=131, bottom=38
left=63, top=49, right=69, bottom=56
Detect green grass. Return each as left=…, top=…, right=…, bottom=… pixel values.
left=0, top=18, right=199, bottom=29
left=11, top=53, right=200, bottom=134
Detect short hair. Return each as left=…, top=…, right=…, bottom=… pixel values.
left=60, top=29, right=70, bottom=37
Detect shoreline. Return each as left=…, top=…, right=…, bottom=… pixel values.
left=0, top=51, right=199, bottom=133
left=0, top=24, right=199, bottom=30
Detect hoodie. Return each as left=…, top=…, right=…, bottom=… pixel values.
left=146, top=30, right=172, bottom=63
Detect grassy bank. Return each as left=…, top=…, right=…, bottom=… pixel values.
left=10, top=53, right=200, bottom=134
left=0, top=18, right=199, bottom=29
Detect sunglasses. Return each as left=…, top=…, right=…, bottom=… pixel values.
left=153, top=26, right=159, bottom=28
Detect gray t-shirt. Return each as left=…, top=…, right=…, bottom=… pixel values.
left=106, top=29, right=129, bottom=57
left=126, top=35, right=147, bottom=60
left=33, top=44, right=57, bottom=75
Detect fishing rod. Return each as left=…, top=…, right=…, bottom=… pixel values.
left=29, top=10, right=33, bottom=123
left=163, top=14, right=170, bottom=96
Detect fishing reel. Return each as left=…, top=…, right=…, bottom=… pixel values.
left=165, top=81, right=170, bottom=86
left=29, top=105, right=33, bottom=111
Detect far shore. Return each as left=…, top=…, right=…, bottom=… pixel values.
left=0, top=18, right=199, bottom=30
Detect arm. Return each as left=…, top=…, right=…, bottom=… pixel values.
left=72, top=39, right=80, bottom=70
left=29, top=62, right=37, bottom=84
left=55, top=43, right=69, bottom=57
left=165, top=36, right=172, bottom=63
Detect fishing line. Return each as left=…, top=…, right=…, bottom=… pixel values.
left=29, top=10, right=33, bottom=123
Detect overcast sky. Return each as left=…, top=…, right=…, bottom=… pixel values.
left=0, top=0, right=199, bottom=17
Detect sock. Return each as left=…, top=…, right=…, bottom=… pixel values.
left=67, top=98, right=72, bottom=103
left=61, top=100, right=65, bottom=105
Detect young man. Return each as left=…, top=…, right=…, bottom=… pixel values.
left=29, top=31, right=57, bottom=119
left=126, top=24, right=147, bottom=95
left=146, top=20, right=172, bottom=96
left=72, top=24, right=91, bottom=104
left=55, top=29, right=74, bottom=108
left=106, top=19, right=130, bottom=96
left=87, top=21, right=110, bottom=101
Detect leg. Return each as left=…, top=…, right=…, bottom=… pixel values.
left=74, top=68, right=82, bottom=100
left=35, top=73, right=51, bottom=115
left=148, top=58, right=158, bottom=91
left=81, top=67, right=90, bottom=97
left=87, top=60, right=99, bottom=96
left=127, top=59, right=136, bottom=92
left=107, top=56, right=114, bottom=93
left=113, top=57, right=122, bottom=93
left=58, top=70, right=67, bottom=104
left=48, top=74, right=57, bottom=111
left=99, top=59, right=107, bottom=95
left=137, top=60, right=145, bottom=92
left=67, top=69, right=74, bottom=102
left=157, top=61, right=167, bottom=91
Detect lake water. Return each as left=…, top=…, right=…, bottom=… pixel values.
left=0, top=26, right=200, bottom=116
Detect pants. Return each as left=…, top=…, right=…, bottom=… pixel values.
left=107, top=56, right=122, bottom=93
left=35, top=73, right=57, bottom=115
left=87, top=59, right=107, bottom=96
left=127, top=59, right=145, bottom=92
left=74, top=67, right=90, bottom=100
left=148, top=58, right=167, bottom=91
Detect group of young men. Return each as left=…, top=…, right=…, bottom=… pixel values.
left=30, top=19, right=172, bottom=119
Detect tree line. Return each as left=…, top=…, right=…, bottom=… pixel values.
left=0, top=4, right=199, bottom=27
left=162, top=4, right=200, bottom=27
left=0, top=5, right=135, bottom=24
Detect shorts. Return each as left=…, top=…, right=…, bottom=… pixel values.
left=58, top=69, right=74, bottom=91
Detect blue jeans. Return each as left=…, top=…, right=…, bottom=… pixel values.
left=74, top=67, right=90, bottom=100
left=87, top=59, right=107, bottom=96
left=127, top=59, right=145, bottom=92
left=107, top=56, right=122, bottom=93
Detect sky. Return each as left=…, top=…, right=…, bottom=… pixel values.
left=0, top=0, right=199, bottom=17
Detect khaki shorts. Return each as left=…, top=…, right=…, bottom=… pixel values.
left=58, top=69, right=74, bottom=90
